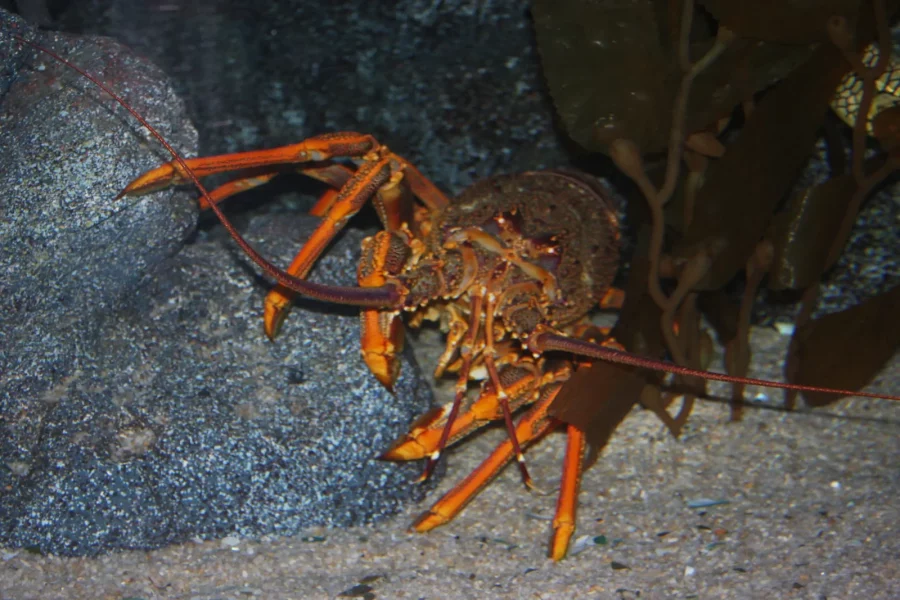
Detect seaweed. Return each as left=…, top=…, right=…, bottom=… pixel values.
left=534, top=0, right=900, bottom=425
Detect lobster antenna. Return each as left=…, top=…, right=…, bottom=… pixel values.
left=531, top=328, right=900, bottom=402
left=13, top=34, right=399, bottom=309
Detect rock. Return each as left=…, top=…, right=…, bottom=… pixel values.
left=0, top=10, right=434, bottom=557
left=1, top=10, right=197, bottom=488
left=56, top=0, right=567, bottom=193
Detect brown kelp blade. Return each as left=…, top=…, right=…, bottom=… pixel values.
left=768, top=173, right=859, bottom=290
left=548, top=362, right=647, bottom=468
left=534, top=0, right=826, bottom=155
left=532, top=0, right=674, bottom=154
left=675, top=42, right=851, bottom=289
left=787, top=285, right=900, bottom=407
left=698, top=0, right=861, bottom=43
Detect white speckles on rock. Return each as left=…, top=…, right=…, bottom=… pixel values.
left=0, top=12, right=435, bottom=556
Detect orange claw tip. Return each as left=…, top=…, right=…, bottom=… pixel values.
left=549, top=524, right=575, bottom=561
left=362, top=352, right=400, bottom=391
left=263, top=319, right=281, bottom=342
left=120, top=164, right=178, bottom=197
left=378, top=437, right=427, bottom=461
left=410, top=510, right=447, bottom=533
left=373, top=371, right=396, bottom=393
left=263, top=299, right=289, bottom=341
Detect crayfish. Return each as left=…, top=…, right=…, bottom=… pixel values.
left=16, top=37, right=900, bottom=562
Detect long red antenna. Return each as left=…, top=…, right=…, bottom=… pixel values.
left=530, top=328, right=900, bottom=402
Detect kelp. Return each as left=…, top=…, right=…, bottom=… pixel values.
left=535, top=0, right=900, bottom=427
left=532, top=0, right=675, bottom=154
left=787, top=285, right=900, bottom=406
left=676, top=42, right=852, bottom=289
left=533, top=0, right=824, bottom=154
left=699, top=0, right=862, bottom=43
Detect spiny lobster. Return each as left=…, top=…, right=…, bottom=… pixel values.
left=12, top=34, right=899, bottom=562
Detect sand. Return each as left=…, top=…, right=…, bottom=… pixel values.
left=1, top=326, right=898, bottom=600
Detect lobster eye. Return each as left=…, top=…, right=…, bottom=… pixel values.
left=536, top=250, right=562, bottom=274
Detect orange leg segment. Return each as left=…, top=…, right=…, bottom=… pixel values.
left=416, top=292, right=484, bottom=482
left=119, top=132, right=378, bottom=197
left=549, top=423, right=585, bottom=561
left=198, top=172, right=280, bottom=210
left=308, top=188, right=340, bottom=217
left=263, top=156, right=396, bottom=339
left=357, top=231, right=413, bottom=389
left=598, top=287, right=625, bottom=310
left=381, top=360, right=542, bottom=461
left=411, top=384, right=562, bottom=533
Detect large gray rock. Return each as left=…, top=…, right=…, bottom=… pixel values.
left=1, top=11, right=197, bottom=473
left=0, top=11, right=433, bottom=557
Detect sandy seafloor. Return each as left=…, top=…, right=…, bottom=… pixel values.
left=1, top=326, right=898, bottom=600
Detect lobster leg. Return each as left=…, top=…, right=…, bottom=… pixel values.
left=269, top=163, right=433, bottom=340
left=195, top=164, right=356, bottom=210
left=598, top=287, right=625, bottom=310
left=265, top=168, right=442, bottom=338
left=198, top=171, right=280, bottom=210
left=122, top=132, right=448, bottom=212
left=357, top=229, right=419, bottom=388
left=263, top=156, right=398, bottom=338
left=120, top=132, right=379, bottom=196
left=432, top=304, right=469, bottom=379
left=381, top=359, right=564, bottom=460
left=483, top=285, right=536, bottom=487
left=416, top=292, right=485, bottom=481
left=411, top=383, right=562, bottom=532
left=550, top=423, right=585, bottom=561
left=121, top=133, right=450, bottom=339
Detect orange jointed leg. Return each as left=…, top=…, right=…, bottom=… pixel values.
left=392, top=158, right=450, bottom=211
left=359, top=306, right=405, bottom=390
left=433, top=305, right=469, bottom=379
left=265, top=161, right=438, bottom=340
left=298, top=163, right=355, bottom=191
left=263, top=157, right=395, bottom=339
left=357, top=231, right=415, bottom=389
left=303, top=164, right=358, bottom=215
left=411, top=385, right=562, bottom=533
left=415, top=293, right=484, bottom=482
left=549, top=424, right=585, bottom=561
left=196, top=163, right=354, bottom=211
left=198, top=172, right=280, bottom=210
left=119, top=132, right=378, bottom=197
left=381, top=360, right=541, bottom=461
left=482, top=291, right=533, bottom=487
left=309, top=189, right=340, bottom=217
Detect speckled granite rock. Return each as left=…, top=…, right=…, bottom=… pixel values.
left=1, top=8, right=197, bottom=510
left=0, top=11, right=433, bottom=557
left=0, top=11, right=197, bottom=407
